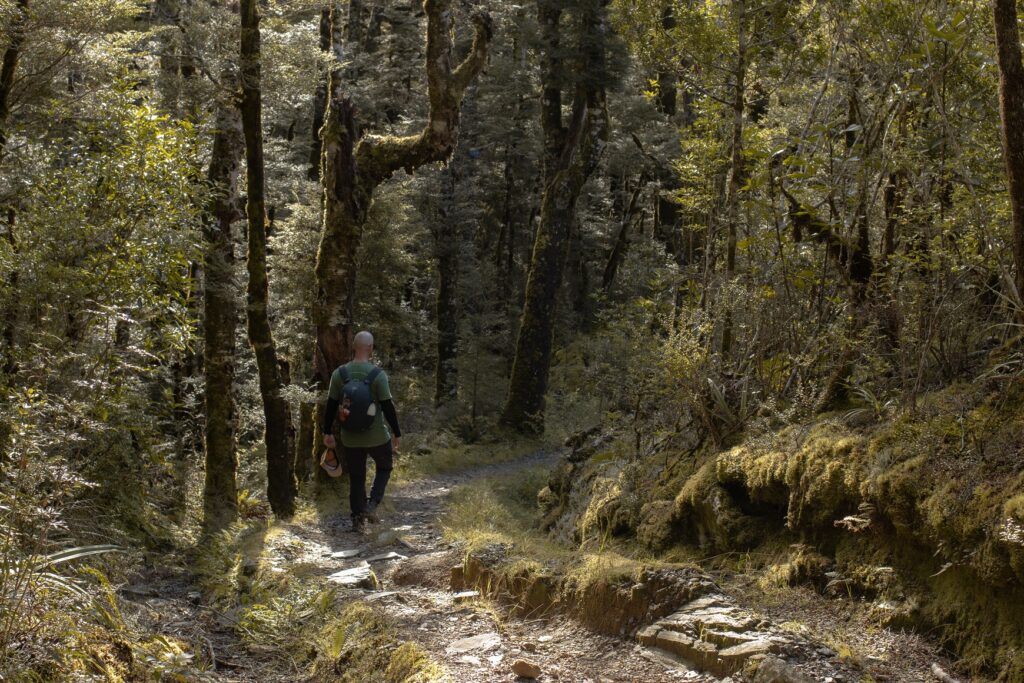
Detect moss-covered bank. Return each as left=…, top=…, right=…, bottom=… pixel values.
left=542, top=382, right=1024, bottom=680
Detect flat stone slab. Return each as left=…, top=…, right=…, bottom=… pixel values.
left=720, top=639, right=774, bottom=661
left=328, top=549, right=363, bottom=559
left=366, top=551, right=408, bottom=563
left=447, top=632, right=502, bottom=655
left=655, top=630, right=698, bottom=660
left=706, top=628, right=761, bottom=648
left=361, top=591, right=401, bottom=602
left=327, top=563, right=376, bottom=589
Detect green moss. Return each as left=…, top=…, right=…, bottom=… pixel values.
left=639, top=383, right=1024, bottom=677
left=673, top=459, right=767, bottom=551
left=636, top=499, right=677, bottom=551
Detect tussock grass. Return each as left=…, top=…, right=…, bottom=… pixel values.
left=441, top=463, right=677, bottom=607
left=398, top=436, right=546, bottom=480
left=312, top=603, right=449, bottom=682
left=442, top=465, right=566, bottom=560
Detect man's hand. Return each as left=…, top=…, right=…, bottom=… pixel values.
left=323, top=434, right=336, bottom=449
left=392, top=436, right=401, bottom=453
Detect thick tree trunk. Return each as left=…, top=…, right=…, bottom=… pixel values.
left=500, top=0, right=609, bottom=434
left=993, top=0, right=1024, bottom=302
left=240, top=0, right=297, bottom=519
left=0, top=0, right=27, bottom=161
left=435, top=165, right=459, bottom=406
left=313, top=0, right=493, bottom=388
left=202, top=98, right=244, bottom=535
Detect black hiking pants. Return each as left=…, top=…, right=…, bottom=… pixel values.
left=342, top=440, right=393, bottom=519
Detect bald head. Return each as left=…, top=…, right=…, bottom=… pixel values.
left=353, top=331, right=374, bottom=360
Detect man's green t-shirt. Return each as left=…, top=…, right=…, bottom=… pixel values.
left=328, top=361, right=393, bottom=448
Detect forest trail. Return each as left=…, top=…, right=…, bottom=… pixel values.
left=261, top=450, right=699, bottom=682
left=116, top=448, right=958, bottom=682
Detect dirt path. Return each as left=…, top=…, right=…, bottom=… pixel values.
left=267, top=450, right=701, bottom=682
left=120, top=451, right=961, bottom=682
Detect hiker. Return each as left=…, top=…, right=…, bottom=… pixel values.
left=321, top=330, right=402, bottom=532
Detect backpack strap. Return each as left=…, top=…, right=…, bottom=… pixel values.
left=365, top=367, right=383, bottom=387
left=339, top=366, right=351, bottom=384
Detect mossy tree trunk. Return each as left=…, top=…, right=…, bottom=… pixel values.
left=295, top=401, right=315, bottom=482
left=500, top=0, right=610, bottom=434
left=312, top=0, right=493, bottom=388
left=202, top=95, right=243, bottom=535
left=307, top=5, right=333, bottom=181
left=240, top=0, right=297, bottom=519
left=993, top=0, right=1024, bottom=303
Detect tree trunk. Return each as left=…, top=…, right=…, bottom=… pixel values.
left=656, top=5, right=677, bottom=116
left=240, top=0, right=297, bottom=519
left=0, top=0, right=27, bottom=162
left=295, top=401, right=315, bottom=482
left=500, top=0, right=609, bottom=434
left=307, top=6, right=333, bottom=181
left=435, top=165, right=460, bottom=405
left=720, top=0, right=747, bottom=358
left=882, top=172, right=902, bottom=261
left=347, top=0, right=367, bottom=44
left=313, top=0, right=493, bottom=388
left=993, top=0, right=1024, bottom=302
left=0, top=0, right=28, bottom=374
left=2, top=208, right=16, bottom=376
left=202, top=96, right=244, bottom=535
left=603, top=185, right=642, bottom=290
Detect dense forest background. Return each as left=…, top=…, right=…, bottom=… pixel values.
left=3, top=0, right=1024, bottom=680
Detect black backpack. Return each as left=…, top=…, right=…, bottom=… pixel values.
left=337, top=366, right=383, bottom=433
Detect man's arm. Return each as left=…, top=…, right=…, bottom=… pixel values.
left=323, top=397, right=340, bottom=435
left=380, top=399, right=401, bottom=437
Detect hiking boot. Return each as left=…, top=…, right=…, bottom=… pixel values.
left=352, top=516, right=366, bottom=534
left=365, top=500, right=380, bottom=524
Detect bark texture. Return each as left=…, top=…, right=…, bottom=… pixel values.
left=202, top=96, right=243, bottom=535
left=313, top=0, right=493, bottom=386
left=240, top=0, right=297, bottom=519
left=500, top=0, right=610, bottom=434
left=993, top=0, right=1024, bottom=302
